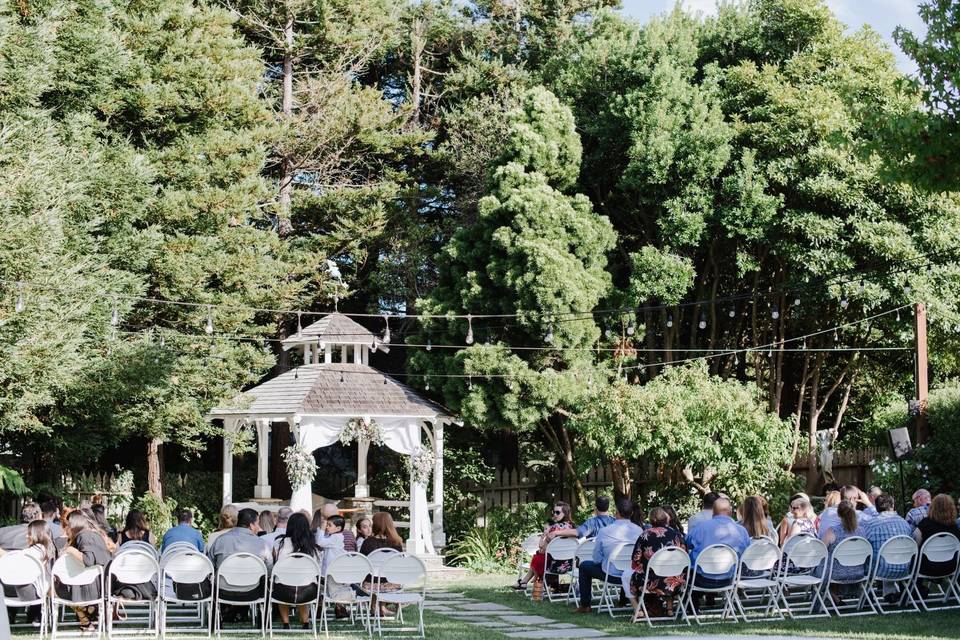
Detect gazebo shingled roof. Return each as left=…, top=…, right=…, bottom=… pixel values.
left=209, top=363, right=450, bottom=418
left=280, top=312, right=376, bottom=348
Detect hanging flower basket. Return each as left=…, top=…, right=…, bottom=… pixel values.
left=407, top=446, right=437, bottom=486
left=340, top=417, right=385, bottom=447
left=282, top=444, right=317, bottom=488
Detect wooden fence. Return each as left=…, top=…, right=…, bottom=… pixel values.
left=465, top=447, right=890, bottom=515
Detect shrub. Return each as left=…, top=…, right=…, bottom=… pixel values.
left=134, top=493, right=176, bottom=544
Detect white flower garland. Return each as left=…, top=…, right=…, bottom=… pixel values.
left=407, top=446, right=437, bottom=486
left=340, top=417, right=385, bottom=447
left=282, top=444, right=317, bottom=488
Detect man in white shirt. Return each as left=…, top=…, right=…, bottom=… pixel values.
left=262, top=507, right=292, bottom=550
left=573, top=498, right=643, bottom=613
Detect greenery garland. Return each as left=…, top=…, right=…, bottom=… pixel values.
left=282, top=444, right=317, bottom=488
left=340, top=417, right=385, bottom=447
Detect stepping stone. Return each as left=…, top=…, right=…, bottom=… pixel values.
left=424, top=605, right=457, bottom=612
left=505, top=630, right=608, bottom=639
left=445, top=611, right=505, bottom=617
left=475, top=621, right=514, bottom=629
left=497, top=614, right=556, bottom=624
left=458, top=602, right=517, bottom=612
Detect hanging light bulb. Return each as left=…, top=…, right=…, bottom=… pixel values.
left=371, top=338, right=378, bottom=353
left=426, top=338, right=432, bottom=351
left=296, top=312, right=303, bottom=336
left=666, top=314, right=673, bottom=328
left=545, top=322, right=554, bottom=344
left=604, top=328, right=612, bottom=338
left=834, top=328, right=839, bottom=341
left=859, top=280, right=865, bottom=292
left=771, top=307, right=780, bottom=320
left=698, top=314, right=706, bottom=330
left=205, top=306, right=214, bottom=334
left=383, top=375, right=388, bottom=385
left=294, top=366, right=299, bottom=379
left=159, top=334, right=165, bottom=348
left=840, top=298, right=849, bottom=309
left=768, top=346, right=773, bottom=357
left=904, top=282, right=912, bottom=296
left=728, top=308, right=736, bottom=318
left=14, top=283, right=24, bottom=313
left=626, top=317, right=635, bottom=336
left=794, top=297, right=801, bottom=307
left=340, top=371, right=345, bottom=383
left=468, top=375, right=473, bottom=391
left=734, top=353, right=739, bottom=366
left=425, top=376, right=430, bottom=391
left=465, top=314, right=474, bottom=345
left=802, top=338, right=807, bottom=349
left=382, top=315, right=391, bottom=344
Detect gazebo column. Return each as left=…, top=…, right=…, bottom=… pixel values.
left=355, top=439, right=370, bottom=498
left=340, top=345, right=348, bottom=363
left=222, top=417, right=240, bottom=506
left=303, top=344, right=312, bottom=365
left=289, top=415, right=313, bottom=512
left=323, top=343, right=331, bottom=364
left=354, top=343, right=362, bottom=363
left=432, top=421, right=445, bottom=549
left=407, top=421, right=435, bottom=556
left=254, top=418, right=272, bottom=499
left=314, top=342, right=322, bottom=364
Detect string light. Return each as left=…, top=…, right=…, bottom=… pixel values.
left=468, top=375, right=473, bottom=391
left=896, top=309, right=901, bottom=322
left=205, top=306, right=214, bottom=334
left=728, top=308, right=736, bottom=318
left=296, top=312, right=303, bottom=336
left=626, top=317, right=635, bottom=336
left=426, top=338, right=432, bottom=351
left=425, top=376, right=430, bottom=391
left=545, top=323, right=555, bottom=344
left=840, top=298, right=849, bottom=309
left=339, top=371, right=345, bottom=383
left=698, top=314, right=707, bottom=330
left=382, top=315, right=391, bottom=344
left=666, top=314, right=673, bottom=328
left=465, top=314, right=474, bottom=345
left=771, top=307, right=780, bottom=320
left=294, top=366, right=299, bottom=379
left=604, top=328, right=612, bottom=338
left=794, top=297, right=801, bottom=307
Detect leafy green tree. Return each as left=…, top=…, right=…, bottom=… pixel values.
left=411, top=86, right=615, bottom=506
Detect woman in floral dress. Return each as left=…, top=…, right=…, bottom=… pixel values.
left=514, top=502, right=576, bottom=591
left=626, top=507, right=686, bottom=617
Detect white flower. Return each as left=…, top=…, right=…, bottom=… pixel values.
left=282, top=445, right=317, bottom=488
left=407, top=446, right=436, bottom=486
left=340, top=418, right=385, bottom=447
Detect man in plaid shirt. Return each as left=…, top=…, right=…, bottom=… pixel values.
left=906, top=489, right=931, bottom=529
left=863, top=493, right=913, bottom=601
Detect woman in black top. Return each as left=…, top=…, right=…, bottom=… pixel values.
left=915, top=493, right=960, bottom=583
left=57, top=511, right=111, bottom=632
left=360, top=513, right=404, bottom=617
left=119, top=510, right=151, bottom=545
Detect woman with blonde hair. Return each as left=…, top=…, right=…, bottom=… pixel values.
left=740, top=496, right=776, bottom=540
left=207, top=504, right=238, bottom=547
left=778, top=493, right=816, bottom=547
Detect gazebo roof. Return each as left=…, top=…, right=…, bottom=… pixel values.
left=208, top=363, right=451, bottom=420
left=281, top=312, right=376, bottom=349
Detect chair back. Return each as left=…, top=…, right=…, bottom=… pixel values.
left=520, top=534, right=541, bottom=556
left=830, top=536, right=872, bottom=568
left=52, top=555, right=103, bottom=601
left=273, top=553, right=321, bottom=588
left=918, top=532, right=960, bottom=577
left=876, top=535, right=917, bottom=577
left=109, top=549, right=160, bottom=586
left=161, top=551, right=214, bottom=585
left=647, top=546, right=690, bottom=578
left=366, top=547, right=401, bottom=576
left=217, top=552, right=267, bottom=589
left=739, top=538, right=780, bottom=573
left=379, top=554, right=426, bottom=590
left=784, top=536, right=828, bottom=570
left=0, top=551, right=45, bottom=587
left=325, top=552, right=372, bottom=585
left=545, top=537, right=578, bottom=562
left=604, top=542, right=634, bottom=574
left=119, top=540, right=158, bottom=558
left=575, top=539, right=596, bottom=564
left=161, top=542, right=196, bottom=558
left=694, top=544, right=738, bottom=577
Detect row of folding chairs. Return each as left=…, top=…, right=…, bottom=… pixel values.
left=0, top=543, right=428, bottom=639
left=517, top=530, right=960, bottom=627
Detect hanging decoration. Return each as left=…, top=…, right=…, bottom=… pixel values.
left=282, top=444, right=317, bottom=488
left=340, top=417, right=385, bottom=447
left=407, top=446, right=436, bottom=486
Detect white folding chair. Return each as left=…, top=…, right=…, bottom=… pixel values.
left=160, top=543, right=197, bottom=562
left=776, top=536, right=829, bottom=618
left=0, top=551, right=49, bottom=637
left=268, top=553, right=321, bottom=637
left=597, top=542, right=634, bottom=617
left=824, top=536, right=876, bottom=617
left=868, top=535, right=919, bottom=614
left=107, top=549, right=161, bottom=638
left=51, top=555, right=105, bottom=640
left=119, top=540, right=159, bottom=559
left=159, top=550, right=214, bottom=637
left=374, top=555, right=426, bottom=639
left=683, top=544, right=739, bottom=625
left=214, top=553, right=268, bottom=637
left=910, top=532, right=960, bottom=611
left=733, top=538, right=783, bottom=621
left=633, top=546, right=691, bottom=627
left=542, top=537, right=578, bottom=603
left=567, top=538, right=596, bottom=605
left=517, top=533, right=540, bottom=597
left=320, top=552, right=372, bottom=638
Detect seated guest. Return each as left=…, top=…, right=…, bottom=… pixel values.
left=119, top=510, right=151, bottom=545
left=319, top=503, right=357, bottom=551
left=0, top=520, right=58, bottom=626
left=816, top=491, right=841, bottom=538
left=686, top=497, right=750, bottom=590
left=207, top=507, right=273, bottom=570
left=913, top=493, right=960, bottom=595
left=822, top=501, right=867, bottom=601
left=360, top=512, right=404, bottom=555
left=550, top=496, right=614, bottom=541
left=514, top=502, right=576, bottom=591
left=316, top=515, right=347, bottom=577
left=869, top=486, right=883, bottom=504
left=258, top=510, right=276, bottom=536
left=273, top=513, right=319, bottom=630
left=862, top=493, right=913, bottom=603
left=780, top=495, right=816, bottom=548
left=208, top=504, right=238, bottom=548
left=573, top=498, right=643, bottom=613
left=841, top=485, right=878, bottom=522
left=0, top=502, right=41, bottom=550
left=687, top=492, right=720, bottom=534
left=90, top=504, right=117, bottom=543
left=355, top=517, right=372, bottom=549
left=906, top=489, right=932, bottom=529
left=662, top=505, right=682, bottom=533
left=41, top=500, right=63, bottom=539
left=310, top=509, right=324, bottom=538
left=262, top=507, right=292, bottom=550
left=739, top=496, right=776, bottom=541
left=624, top=507, right=686, bottom=618
left=162, top=509, right=205, bottom=552
left=57, top=511, right=111, bottom=632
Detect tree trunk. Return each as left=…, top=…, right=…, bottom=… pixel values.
left=610, top=457, right=632, bottom=500
left=277, top=10, right=295, bottom=237
left=407, top=20, right=424, bottom=130
left=147, top=437, right=164, bottom=498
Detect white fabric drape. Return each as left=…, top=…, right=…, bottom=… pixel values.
left=295, top=415, right=423, bottom=455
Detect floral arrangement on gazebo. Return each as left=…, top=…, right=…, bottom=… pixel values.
left=340, top=417, right=385, bottom=447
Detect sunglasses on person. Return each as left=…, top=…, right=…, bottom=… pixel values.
left=552, top=509, right=563, bottom=516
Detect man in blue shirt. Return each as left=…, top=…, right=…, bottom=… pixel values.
left=161, top=508, right=205, bottom=552
left=685, top=497, right=750, bottom=589
left=574, top=498, right=642, bottom=613
left=687, top=492, right=720, bottom=535
left=906, top=489, right=931, bottom=529
left=548, top=497, right=614, bottom=547
left=862, top=493, right=913, bottom=602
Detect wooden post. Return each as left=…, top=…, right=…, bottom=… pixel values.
left=147, top=437, right=163, bottom=498
left=915, top=302, right=930, bottom=444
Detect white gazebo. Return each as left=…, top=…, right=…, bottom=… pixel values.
left=208, top=313, right=452, bottom=556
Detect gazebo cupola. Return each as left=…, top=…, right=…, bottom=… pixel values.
left=281, top=312, right=381, bottom=366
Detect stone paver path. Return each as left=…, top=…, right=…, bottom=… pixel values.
left=423, top=588, right=851, bottom=640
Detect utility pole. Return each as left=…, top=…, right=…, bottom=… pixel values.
left=914, top=302, right=930, bottom=444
